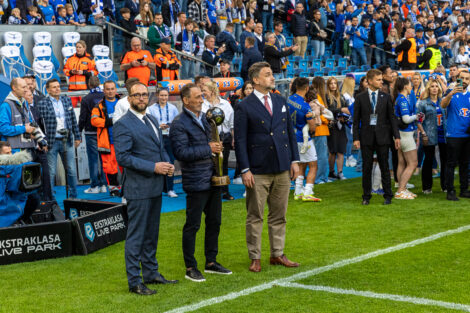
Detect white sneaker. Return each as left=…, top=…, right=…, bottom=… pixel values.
left=345, top=158, right=350, bottom=167
left=99, top=185, right=107, bottom=193
left=406, top=183, right=415, bottom=189
left=233, top=177, right=243, bottom=185
left=168, top=190, right=178, bottom=198
left=338, top=172, right=347, bottom=180
left=84, top=186, right=100, bottom=194
left=243, top=191, right=246, bottom=198
left=349, top=156, right=357, bottom=167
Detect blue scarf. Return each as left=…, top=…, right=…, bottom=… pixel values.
left=182, top=29, right=196, bottom=53
left=169, top=0, right=180, bottom=28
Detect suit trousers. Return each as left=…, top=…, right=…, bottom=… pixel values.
left=361, top=141, right=393, bottom=200
left=246, top=171, right=290, bottom=260
left=183, top=187, right=222, bottom=268
left=125, top=196, right=162, bottom=288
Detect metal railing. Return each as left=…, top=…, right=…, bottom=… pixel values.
left=105, top=21, right=218, bottom=76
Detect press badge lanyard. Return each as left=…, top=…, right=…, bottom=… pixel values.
left=370, top=91, right=377, bottom=126
left=158, top=104, right=169, bottom=124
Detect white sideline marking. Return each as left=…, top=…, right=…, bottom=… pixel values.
left=279, top=282, right=470, bottom=312
left=166, top=224, right=470, bottom=313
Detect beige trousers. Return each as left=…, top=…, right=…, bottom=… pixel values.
left=246, top=171, right=291, bottom=260
left=294, top=36, right=308, bottom=57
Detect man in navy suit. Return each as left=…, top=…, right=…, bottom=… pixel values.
left=114, top=82, right=178, bottom=295
left=234, top=62, right=300, bottom=273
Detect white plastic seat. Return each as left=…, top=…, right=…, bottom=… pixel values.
left=1, top=46, right=26, bottom=79
left=63, top=32, right=80, bottom=47
left=62, top=46, right=76, bottom=64
left=3, top=31, right=22, bottom=46
left=92, top=45, right=110, bottom=61
left=33, top=46, right=53, bottom=60
left=33, top=32, right=52, bottom=46
left=33, top=60, right=60, bottom=95
left=95, top=59, right=118, bottom=83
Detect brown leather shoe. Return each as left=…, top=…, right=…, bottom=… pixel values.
left=249, top=259, right=261, bottom=272
left=269, top=255, right=299, bottom=267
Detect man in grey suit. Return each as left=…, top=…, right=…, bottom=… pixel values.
left=114, top=82, right=178, bottom=295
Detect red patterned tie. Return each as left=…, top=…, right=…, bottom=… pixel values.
left=264, top=95, right=272, bottom=116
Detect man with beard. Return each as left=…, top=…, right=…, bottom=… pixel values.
left=114, top=82, right=178, bottom=295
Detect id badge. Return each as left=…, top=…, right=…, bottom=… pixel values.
left=370, top=114, right=377, bottom=126
left=162, top=128, right=169, bottom=135
left=57, top=117, right=65, bottom=130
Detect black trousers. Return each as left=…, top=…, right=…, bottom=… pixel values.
left=183, top=187, right=222, bottom=269
left=422, top=145, right=436, bottom=191
left=390, top=145, right=398, bottom=183
left=438, top=143, right=448, bottom=191
left=33, top=150, right=53, bottom=201
left=362, top=141, right=393, bottom=200
left=445, top=137, right=470, bottom=193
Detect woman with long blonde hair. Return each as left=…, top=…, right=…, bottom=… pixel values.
left=416, top=78, right=447, bottom=194
left=341, top=76, right=356, bottom=167
left=201, top=81, right=235, bottom=200
left=325, top=77, right=349, bottom=180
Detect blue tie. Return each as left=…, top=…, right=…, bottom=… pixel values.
left=371, top=91, right=376, bottom=112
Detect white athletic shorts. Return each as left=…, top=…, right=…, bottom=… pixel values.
left=298, top=140, right=317, bottom=162
left=399, top=130, right=417, bottom=152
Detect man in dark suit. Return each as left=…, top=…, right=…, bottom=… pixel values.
left=353, top=69, right=401, bottom=205
left=241, top=37, right=263, bottom=82
left=114, top=82, right=178, bottom=295
left=234, top=62, right=300, bottom=273
left=170, top=83, right=232, bottom=282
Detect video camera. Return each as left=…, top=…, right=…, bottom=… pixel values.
left=0, top=151, right=42, bottom=228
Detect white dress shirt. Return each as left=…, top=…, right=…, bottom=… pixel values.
left=113, top=96, right=130, bottom=123
left=253, top=88, right=273, bottom=113
left=129, top=107, right=160, bottom=140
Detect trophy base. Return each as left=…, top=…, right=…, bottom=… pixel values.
left=211, top=175, right=231, bottom=186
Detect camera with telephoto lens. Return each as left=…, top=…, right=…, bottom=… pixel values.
left=24, top=122, right=48, bottom=149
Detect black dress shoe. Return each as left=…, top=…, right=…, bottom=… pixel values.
left=129, top=283, right=156, bottom=295
left=145, top=274, right=179, bottom=285
left=362, top=199, right=370, bottom=205
left=459, top=190, right=470, bottom=198
left=447, top=190, right=459, bottom=201
left=383, top=198, right=392, bottom=205
left=222, top=193, right=234, bottom=200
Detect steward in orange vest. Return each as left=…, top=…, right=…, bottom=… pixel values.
left=90, top=82, right=122, bottom=196
left=63, top=41, right=97, bottom=91
left=154, top=38, right=181, bottom=81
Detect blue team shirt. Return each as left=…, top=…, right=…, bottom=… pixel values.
left=435, top=101, right=446, bottom=143
left=105, top=99, right=118, bottom=144
left=395, top=94, right=417, bottom=132
left=39, top=4, right=55, bottom=22
left=446, top=91, right=470, bottom=138
left=57, top=15, right=67, bottom=24
left=288, top=93, right=311, bottom=143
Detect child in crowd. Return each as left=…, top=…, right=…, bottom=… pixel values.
left=8, top=8, right=26, bottom=24
left=57, top=6, right=68, bottom=24
left=455, top=45, right=469, bottom=66
left=343, top=19, right=352, bottom=59
left=300, top=89, right=330, bottom=154
left=27, top=6, right=43, bottom=24
left=65, top=3, right=85, bottom=26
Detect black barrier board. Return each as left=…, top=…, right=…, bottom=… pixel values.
left=73, top=204, right=127, bottom=255
left=64, top=199, right=119, bottom=219
left=0, top=221, right=72, bottom=265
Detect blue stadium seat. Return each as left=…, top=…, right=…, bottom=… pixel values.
left=61, top=46, right=76, bottom=65
left=286, top=62, right=294, bottom=72
left=299, top=59, right=308, bottom=70
left=338, top=58, right=348, bottom=68
left=324, top=49, right=332, bottom=58
left=287, top=54, right=294, bottom=62
left=336, top=66, right=345, bottom=73
left=34, top=32, right=60, bottom=72
left=33, top=60, right=60, bottom=95
left=299, top=72, right=309, bottom=78
left=355, top=68, right=363, bottom=72
left=293, top=56, right=302, bottom=65
left=314, top=71, right=323, bottom=77
left=348, top=65, right=357, bottom=71
left=0, top=46, right=27, bottom=80
left=308, top=68, right=316, bottom=75
left=32, top=46, right=57, bottom=71
left=96, top=59, right=118, bottom=84
left=361, top=65, right=371, bottom=71
left=373, top=64, right=381, bottom=69
left=341, top=69, right=350, bottom=75
left=286, top=72, right=295, bottom=79
left=325, top=59, right=335, bottom=69
left=333, top=54, right=342, bottom=61
left=323, top=68, right=332, bottom=75
left=313, top=59, right=322, bottom=70
left=307, top=55, right=315, bottom=64
left=294, top=68, right=303, bottom=76
left=3, top=31, right=32, bottom=69
left=328, top=71, right=337, bottom=76
left=286, top=37, right=293, bottom=47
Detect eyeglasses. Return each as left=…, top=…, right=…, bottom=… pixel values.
left=130, top=93, right=149, bottom=99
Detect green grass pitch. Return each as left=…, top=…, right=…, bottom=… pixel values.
left=1, top=176, right=470, bottom=313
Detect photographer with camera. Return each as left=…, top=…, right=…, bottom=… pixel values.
left=440, top=70, right=470, bottom=201
left=37, top=79, right=81, bottom=199
left=0, top=78, right=47, bottom=221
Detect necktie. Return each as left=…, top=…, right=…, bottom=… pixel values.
left=143, top=115, right=159, bottom=142
left=371, top=91, right=376, bottom=113
left=264, top=95, right=272, bottom=116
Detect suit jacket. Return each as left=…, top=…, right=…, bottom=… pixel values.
left=36, top=95, right=81, bottom=147
left=113, top=111, right=170, bottom=200
left=234, top=92, right=299, bottom=175
left=352, top=90, right=400, bottom=146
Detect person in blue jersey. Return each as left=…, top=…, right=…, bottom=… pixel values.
left=440, top=70, right=470, bottom=201
left=417, top=78, right=447, bottom=194
left=346, top=16, right=369, bottom=66
left=288, top=78, right=321, bottom=202
left=393, top=77, right=420, bottom=200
